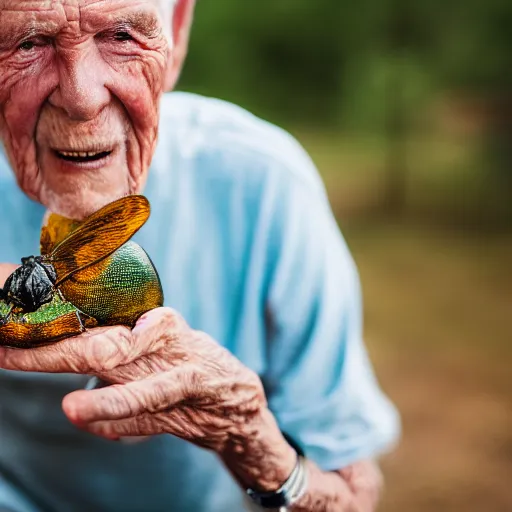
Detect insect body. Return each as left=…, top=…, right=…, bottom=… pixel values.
left=2, top=256, right=57, bottom=312
left=0, top=195, right=164, bottom=348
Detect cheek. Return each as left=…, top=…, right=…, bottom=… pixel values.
left=106, top=52, right=167, bottom=137
left=0, top=58, right=57, bottom=150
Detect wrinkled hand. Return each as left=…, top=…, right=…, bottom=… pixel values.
left=0, top=307, right=267, bottom=453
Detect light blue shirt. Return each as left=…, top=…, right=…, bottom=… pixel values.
left=0, top=92, right=399, bottom=512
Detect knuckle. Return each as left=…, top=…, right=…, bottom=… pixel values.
left=136, top=413, right=154, bottom=434
left=147, top=377, right=172, bottom=412
left=108, top=386, right=134, bottom=417
left=188, top=329, right=217, bottom=354
left=192, top=329, right=212, bottom=343
left=160, top=307, right=186, bottom=331
left=120, top=385, right=147, bottom=416
left=245, top=368, right=265, bottom=395
left=186, top=368, right=207, bottom=396
left=85, top=327, right=133, bottom=372
left=112, top=419, right=134, bottom=437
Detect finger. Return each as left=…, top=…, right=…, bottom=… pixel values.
left=63, top=367, right=194, bottom=424
left=80, top=413, right=162, bottom=440
left=0, top=264, right=18, bottom=286
left=0, top=307, right=184, bottom=374
left=132, top=307, right=185, bottom=347
left=0, top=325, right=133, bottom=374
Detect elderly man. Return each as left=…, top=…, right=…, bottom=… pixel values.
left=0, top=1, right=399, bottom=511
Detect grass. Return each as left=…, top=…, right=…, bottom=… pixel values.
left=295, top=128, right=512, bottom=511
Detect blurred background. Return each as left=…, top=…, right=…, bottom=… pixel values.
left=178, top=1, right=512, bottom=511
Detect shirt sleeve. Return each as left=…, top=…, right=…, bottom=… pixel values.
left=261, top=144, right=400, bottom=471
left=0, top=476, right=41, bottom=512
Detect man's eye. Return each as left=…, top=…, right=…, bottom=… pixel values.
left=17, top=40, right=36, bottom=51
left=16, top=37, right=50, bottom=52
left=113, top=31, right=134, bottom=42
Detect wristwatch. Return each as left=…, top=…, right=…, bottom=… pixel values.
left=245, top=455, right=308, bottom=510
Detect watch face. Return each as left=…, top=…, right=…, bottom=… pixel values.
left=247, top=489, right=288, bottom=509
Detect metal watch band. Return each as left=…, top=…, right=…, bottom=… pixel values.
left=245, top=456, right=308, bottom=510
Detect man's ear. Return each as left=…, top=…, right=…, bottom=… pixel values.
left=164, top=0, right=196, bottom=92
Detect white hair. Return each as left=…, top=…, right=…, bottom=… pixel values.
left=157, top=0, right=179, bottom=45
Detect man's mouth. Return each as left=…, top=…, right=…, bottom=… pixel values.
left=54, top=150, right=113, bottom=163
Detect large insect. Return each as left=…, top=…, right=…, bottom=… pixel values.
left=0, top=195, right=163, bottom=348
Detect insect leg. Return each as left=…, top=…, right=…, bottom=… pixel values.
left=74, top=310, right=87, bottom=334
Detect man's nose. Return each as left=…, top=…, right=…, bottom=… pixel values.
left=48, top=47, right=111, bottom=120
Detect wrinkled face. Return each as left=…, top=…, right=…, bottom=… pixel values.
left=0, top=0, right=171, bottom=218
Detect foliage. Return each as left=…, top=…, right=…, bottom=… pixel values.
left=179, top=0, right=512, bottom=127
left=178, top=0, right=512, bottom=225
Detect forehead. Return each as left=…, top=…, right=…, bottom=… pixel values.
left=0, top=0, right=165, bottom=25
left=0, top=0, right=164, bottom=9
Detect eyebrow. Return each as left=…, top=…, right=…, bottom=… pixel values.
left=0, top=22, right=57, bottom=49
left=98, top=11, right=162, bottom=39
left=0, top=10, right=162, bottom=50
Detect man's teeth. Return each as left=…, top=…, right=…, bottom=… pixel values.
left=59, top=151, right=103, bottom=158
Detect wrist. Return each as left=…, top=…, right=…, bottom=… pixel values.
left=220, top=406, right=298, bottom=492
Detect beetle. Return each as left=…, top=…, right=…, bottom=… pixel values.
left=0, top=195, right=164, bottom=348
left=1, top=256, right=58, bottom=314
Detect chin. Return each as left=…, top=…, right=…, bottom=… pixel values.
left=39, top=181, right=132, bottom=220
left=14, top=143, right=149, bottom=219
left=38, top=153, right=146, bottom=218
